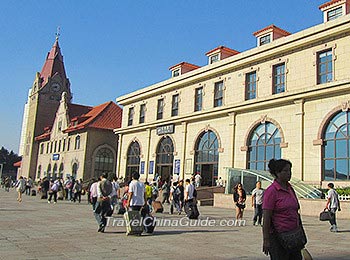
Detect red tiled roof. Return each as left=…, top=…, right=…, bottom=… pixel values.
left=13, top=161, right=21, bottom=167
left=64, top=101, right=122, bottom=133
left=169, top=62, right=200, bottom=71
left=253, top=24, right=291, bottom=37
left=319, top=0, right=344, bottom=9
left=67, top=103, right=93, bottom=120
left=205, top=46, right=240, bottom=56
left=40, top=39, right=67, bottom=87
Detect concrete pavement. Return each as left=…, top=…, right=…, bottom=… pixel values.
left=0, top=188, right=349, bottom=260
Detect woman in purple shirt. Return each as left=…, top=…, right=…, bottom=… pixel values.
left=262, top=159, right=303, bottom=260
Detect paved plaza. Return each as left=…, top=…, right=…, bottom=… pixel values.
left=0, top=188, right=349, bottom=260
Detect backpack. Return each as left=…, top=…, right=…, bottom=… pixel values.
left=100, top=179, right=113, bottom=196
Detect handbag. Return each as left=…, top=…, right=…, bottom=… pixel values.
left=319, top=210, right=331, bottom=221
left=276, top=223, right=307, bottom=252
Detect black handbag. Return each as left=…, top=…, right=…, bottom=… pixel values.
left=319, top=210, right=331, bottom=221
left=276, top=222, right=307, bottom=252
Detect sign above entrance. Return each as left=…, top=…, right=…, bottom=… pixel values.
left=156, top=124, right=175, bottom=135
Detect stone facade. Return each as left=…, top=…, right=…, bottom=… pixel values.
left=115, top=4, right=350, bottom=187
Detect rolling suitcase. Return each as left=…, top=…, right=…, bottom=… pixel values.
left=152, top=201, right=163, bottom=213
left=31, top=190, right=36, bottom=196
left=124, top=210, right=143, bottom=236
left=143, top=214, right=156, bottom=234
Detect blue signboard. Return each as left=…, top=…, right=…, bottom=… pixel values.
left=140, top=161, right=145, bottom=174
left=174, top=159, right=180, bottom=174
left=52, top=154, right=60, bottom=161
left=149, top=161, right=154, bottom=174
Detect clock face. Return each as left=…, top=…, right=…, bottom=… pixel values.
left=51, top=83, right=61, bottom=92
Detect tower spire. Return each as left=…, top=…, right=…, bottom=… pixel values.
left=55, top=26, right=60, bottom=41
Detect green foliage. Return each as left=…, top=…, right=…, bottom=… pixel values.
left=0, top=146, right=21, bottom=172
left=335, top=187, right=350, bottom=196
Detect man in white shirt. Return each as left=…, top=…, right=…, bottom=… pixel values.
left=127, top=172, right=146, bottom=211
left=184, top=178, right=199, bottom=219
left=325, top=182, right=341, bottom=232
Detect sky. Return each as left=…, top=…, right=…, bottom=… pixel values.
left=0, top=0, right=327, bottom=154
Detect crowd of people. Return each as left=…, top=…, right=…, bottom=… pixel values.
left=2, top=159, right=344, bottom=258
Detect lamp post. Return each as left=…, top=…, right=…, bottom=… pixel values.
left=0, top=163, right=4, bottom=180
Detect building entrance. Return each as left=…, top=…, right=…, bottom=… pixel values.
left=156, top=137, right=174, bottom=184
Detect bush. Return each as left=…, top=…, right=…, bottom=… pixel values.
left=335, top=187, right=350, bottom=196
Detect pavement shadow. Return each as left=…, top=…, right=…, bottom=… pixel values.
left=337, top=230, right=350, bottom=233
left=153, top=229, right=239, bottom=236
left=0, top=208, right=36, bottom=212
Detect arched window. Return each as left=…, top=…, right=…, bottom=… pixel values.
left=75, top=135, right=81, bottom=150
left=72, top=163, right=78, bottom=179
left=47, top=164, right=52, bottom=178
left=59, top=163, right=64, bottom=179
left=156, top=137, right=174, bottom=182
left=37, top=165, right=41, bottom=179
left=53, top=164, right=58, bottom=179
left=247, top=122, right=281, bottom=171
left=323, top=111, right=350, bottom=180
left=126, top=142, right=141, bottom=182
left=194, top=130, right=219, bottom=186
left=94, top=148, right=115, bottom=179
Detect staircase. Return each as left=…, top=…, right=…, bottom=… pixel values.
left=196, top=186, right=225, bottom=206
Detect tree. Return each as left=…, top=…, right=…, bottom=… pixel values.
left=0, top=146, right=21, bottom=174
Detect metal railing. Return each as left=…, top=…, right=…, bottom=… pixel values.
left=224, top=168, right=322, bottom=199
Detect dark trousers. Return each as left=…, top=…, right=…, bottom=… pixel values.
left=74, top=192, right=81, bottom=203
left=25, top=186, right=31, bottom=195
left=329, top=208, right=337, bottom=226
left=94, top=200, right=112, bottom=228
left=170, top=199, right=181, bottom=214
left=253, top=204, right=263, bottom=225
left=48, top=191, right=57, bottom=202
left=269, top=234, right=302, bottom=260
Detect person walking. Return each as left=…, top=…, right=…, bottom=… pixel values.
left=15, top=176, right=26, bottom=202
left=126, top=172, right=145, bottom=212
left=4, top=177, right=11, bottom=192
left=161, top=181, right=170, bottom=204
left=48, top=180, right=59, bottom=204
left=233, top=183, right=246, bottom=220
left=73, top=179, right=82, bottom=203
left=170, top=181, right=181, bottom=215
left=325, top=182, right=341, bottom=232
left=262, top=159, right=307, bottom=260
left=94, top=173, right=113, bottom=233
left=25, top=177, right=33, bottom=196
left=184, top=178, right=199, bottom=219
left=251, top=181, right=264, bottom=226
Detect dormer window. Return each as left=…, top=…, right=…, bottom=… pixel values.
left=172, top=69, right=180, bottom=77
left=169, top=62, right=200, bottom=78
left=206, top=46, right=239, bottom=65
left=328, top=6, right=343, bottom=20
left=319, top=0, right=350, bottom=23
left=253, top=25, right=290, bottom=47
left=210, top=54, right=220, bottom=64
left=259, top=34, right=271, bottom=46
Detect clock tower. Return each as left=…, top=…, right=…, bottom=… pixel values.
left=19, top=36, right=72, bottom=179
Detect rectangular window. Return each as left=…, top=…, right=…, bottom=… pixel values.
left=40, top=143, right=44, bottom=154
left=172, top=69, right=180, bottom=77
left=245, top=71, right=257, bottom=100
left=210, top=54, right=219, bottom=64
left=327, top=7, right=342, bottom=21
left=67, top=138, right=70, bottom=151
left=54, top=141, right=57, bottom=153
left=62, top=139, right=66, bottom=152
left=317, top=49, right=333, bottom=84
left=259, top=34, right=271, bottom=46
left=194, top=87, right=203, bottom=112
left=273, top=63, right=285, bottom=94
left=58, top=140, right=61, bottom=152
left=46, top=143, right=49, bottom=154
left=214, top=81, right=224, bottom=107
left=171, top=94, right=179, bottom=117
left=157, top=99, right=164, bottom=120
left=139, top=104, right=146, bottom=124
left=50, top=142, right=53, bottom=153
left=128, top=107, right=134, bottom=126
